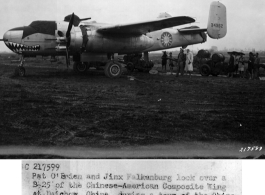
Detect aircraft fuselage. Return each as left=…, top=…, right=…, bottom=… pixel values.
left=3, top=20, right=206, bottom=57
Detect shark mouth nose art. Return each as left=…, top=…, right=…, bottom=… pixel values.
left=4, top=42, right=40, bottom=54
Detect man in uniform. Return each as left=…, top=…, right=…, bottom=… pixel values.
left=168, top=52, right=174, bottom=74
left=176, top=48, right=185, bottom=77
left=161, top=51, right=168, bottom=72
left=248, top=52, right=255, bottom=80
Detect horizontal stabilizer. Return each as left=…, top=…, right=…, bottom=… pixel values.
left=97, top=16, right=195, bottom=35
left=178, top=26, right=207, bottom=34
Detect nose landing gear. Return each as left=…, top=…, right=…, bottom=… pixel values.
left=14, top=56, right=26, bottom=77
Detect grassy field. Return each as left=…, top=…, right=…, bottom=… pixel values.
left=0, top=55, right=265, bottom=158
left=0, top=53, right=265, bottom=158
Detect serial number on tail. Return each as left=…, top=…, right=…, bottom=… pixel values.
left=211, top=23, right=223, bottom=28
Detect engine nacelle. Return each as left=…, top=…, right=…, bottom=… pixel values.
left=69, top=27, right=84, bottom=53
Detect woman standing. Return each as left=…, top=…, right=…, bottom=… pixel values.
left=185, top=49, right=193, bottom=77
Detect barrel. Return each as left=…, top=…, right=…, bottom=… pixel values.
left=197, top=49, right=211, bottom=59
left=212, top=53, right=225, bottom=63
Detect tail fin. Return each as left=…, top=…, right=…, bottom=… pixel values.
left=207, top=1, right=227, bottom=39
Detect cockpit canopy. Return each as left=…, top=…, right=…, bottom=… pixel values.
left=26, top=21, right=56, bottom=38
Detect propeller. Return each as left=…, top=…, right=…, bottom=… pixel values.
left=64, top=14, right=91, bottom=26
left=64, top=13, right=91, bottom=68
left=65, top=13, right=75, bottom=69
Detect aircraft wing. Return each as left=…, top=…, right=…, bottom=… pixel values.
left=97, top=16, right=195, bottom=35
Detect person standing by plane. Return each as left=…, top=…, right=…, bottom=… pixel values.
left=176, top=48, right=185, bottom=77
left=228, top=53, right=235, bottom=78
left=234, top=55, right=239, bottom=75
left=254, top=53, right=260, bottom=79
left=185, top=49, right=193, bottom=77
left=238, top=54, right=245, bottom=78
left=168, top=52, right=174, bottom=74
left=248, top=52, right=255, bottom=80
left=161, top=51, right=168, bottom=72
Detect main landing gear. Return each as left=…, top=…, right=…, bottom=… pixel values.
left=73, top=52, right=123, bottom=78
left=104, top=61, right=123, bottom=78
left=14, top=56, right=26, bottom=77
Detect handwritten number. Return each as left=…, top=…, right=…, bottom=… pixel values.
left=239, top=146, right=263, bottom=152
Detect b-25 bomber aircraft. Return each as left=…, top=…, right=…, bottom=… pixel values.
left=1, top=1, right=226, bottom=78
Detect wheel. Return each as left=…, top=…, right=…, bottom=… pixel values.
left=14, top=67, right=26, bottom=77
left=104, top=61, right=122, bottom=78
left=200, top=64, right=211, bottom=76
left=126, top=62, right=135, bottom=72
left=73, top=62, right=88, bottom=73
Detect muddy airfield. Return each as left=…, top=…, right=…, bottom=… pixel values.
left=0, top=59, right=265, bottom=158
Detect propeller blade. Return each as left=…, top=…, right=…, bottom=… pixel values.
left=66, top=13, right=75, bottom=39
left=65, top=12, right=74, bottom=68
left=80, top=17, right=91, bottom=21
left=65, top=14, right=91, bottom=26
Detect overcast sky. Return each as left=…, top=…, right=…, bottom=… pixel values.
left=0, top=0, right=264, bottom=52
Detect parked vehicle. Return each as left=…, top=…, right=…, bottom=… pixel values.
left=195, top=49, right=227, bottom=76
left=122, top=54, right=154, bottom=72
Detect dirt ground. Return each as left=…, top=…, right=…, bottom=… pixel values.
left=0, top=60, right=265, bottom=158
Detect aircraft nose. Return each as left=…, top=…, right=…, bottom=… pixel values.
left=3, top=27, right=24, bottom=53
left=4, top=27, right=24, bottom=43
left=3, top=30, right=9, bottom=41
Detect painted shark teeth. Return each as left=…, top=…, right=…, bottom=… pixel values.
left=4, top=42, right=40, bottom=54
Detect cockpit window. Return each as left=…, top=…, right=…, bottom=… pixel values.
left=29, top=21, right=56, bottom=35
left=22, top=21, right=56, bottom=39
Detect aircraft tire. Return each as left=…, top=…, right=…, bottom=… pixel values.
left=73, top=62, right=88, bottom=73
left=15, top=67, right=26, bottom=77
left=104, top=61, right=122, bottom=78
left=200, top=64, right=211, bottom=77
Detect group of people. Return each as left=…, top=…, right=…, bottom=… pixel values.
left=228, top=52, right=260, bottom=79
left=161, top=48, right=193, bottom=77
